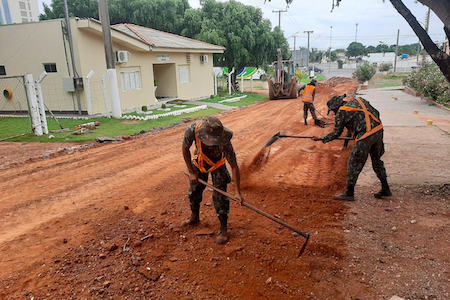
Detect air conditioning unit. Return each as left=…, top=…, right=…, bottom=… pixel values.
left=116, top=51, right=130, bottom=63
left=200, top=54, right=209, bottom=63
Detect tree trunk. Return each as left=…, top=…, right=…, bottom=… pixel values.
left=389, top=0, right=450, bottom=83
left=417, top=0, right=450, bottom=29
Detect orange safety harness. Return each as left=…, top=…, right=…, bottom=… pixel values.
left=339, top=98, right=383, bottom=142
left=192, top=122, right=227, bottom=173
left=302, top=85, right=315, bottom=103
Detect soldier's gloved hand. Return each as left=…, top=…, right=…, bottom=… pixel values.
left=311, top=136, right=322, bottom=141
left=188, top=171, right=199, bottom=183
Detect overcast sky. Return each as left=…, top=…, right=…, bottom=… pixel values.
left=38, top=0, right=445, bottom=51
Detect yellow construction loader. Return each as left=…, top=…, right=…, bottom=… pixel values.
left=268, top=49, right=305, bottom=100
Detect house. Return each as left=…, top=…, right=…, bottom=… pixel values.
left=0, top=18, right=225, bottom=115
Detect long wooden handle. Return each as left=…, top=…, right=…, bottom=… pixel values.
left=280, top=135, right=353, bottom=140
left=184, top=172, right=310, bottom=256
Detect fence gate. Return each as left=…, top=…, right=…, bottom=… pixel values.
left=0, top=75, right=34, bottom=141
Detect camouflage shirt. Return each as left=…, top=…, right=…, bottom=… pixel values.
left=322, top=97, right=382, bottom=143
left=182, top=122, right=237, bottom=165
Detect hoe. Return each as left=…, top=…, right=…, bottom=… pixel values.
left=265, top=131, right=353, bottom=147
left=184, top=172, right=310, bottom=257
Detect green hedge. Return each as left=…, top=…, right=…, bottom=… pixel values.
left=403, top=61, right=450, bottom=106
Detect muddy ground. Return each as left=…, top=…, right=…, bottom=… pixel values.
left=1, top=77, right=449, bottom=300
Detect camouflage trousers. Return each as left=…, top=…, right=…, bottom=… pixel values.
left=347, top=130, right=387, bottom=187
left=188, top=164, right=231, bottom=215
left=303, top=102, right=318, bottom=120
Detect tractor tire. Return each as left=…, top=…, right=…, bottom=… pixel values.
left=290, top=84, right=299, bottom=99
left=268, top=80, right=277, bottom=100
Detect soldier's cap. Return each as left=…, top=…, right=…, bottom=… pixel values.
left=327, top=93, right=347, bottom=115
left=196, top=116, right=233, bottom=146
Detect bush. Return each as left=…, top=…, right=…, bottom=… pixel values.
left=141, top=106, right=148, bottom=112
left=295, top=69, right=307, bottom=82
left=177, top=100, right=183, bottom=106
left=161, top=103, right=167, bottom=109
left=353, top=63, right=376, bottom=84
left=403, top=61, right=450, bottom=106
left=337, top=60, right=344, bottom=69
left=379, top=63, right=393, bottom=72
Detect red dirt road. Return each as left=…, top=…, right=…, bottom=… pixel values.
left=1, top=78, right=449, bottom=300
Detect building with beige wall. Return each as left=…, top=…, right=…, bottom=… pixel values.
left=0, top=18, right=225, bottom=115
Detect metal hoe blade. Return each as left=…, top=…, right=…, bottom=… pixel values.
left=264, top=132, right=281, bottom=147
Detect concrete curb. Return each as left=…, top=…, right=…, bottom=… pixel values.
left=404, top=86, right=450, bottom=113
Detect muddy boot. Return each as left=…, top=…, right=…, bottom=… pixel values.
left=333, top=186, right=355, bottom=202
left=304, top=119, right=308, bottom=125
left=332, top=193, right=355, bottom=202
left=374, top=179, right=392, bottom=199
left=181, top=206, right=200, bottom=227
left=216, top=214, right=229, bottom=244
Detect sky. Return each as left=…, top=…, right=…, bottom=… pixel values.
left=37, top=0, right=445, bottom=51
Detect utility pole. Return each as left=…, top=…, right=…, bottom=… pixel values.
left=422, top=7, right=430, bottom=63
left=272, top=9, right=287, bottom=28
left=394, top=29, right=400, bottom=73
left=329, top=26, right=332, bottom=73
left=98, top=0, right=122, bottom=118
left=355, top=23, right=358, bottom=42
left=304, top=31, right=313, bottom=73
left=63, top=0, right=82, bottom=115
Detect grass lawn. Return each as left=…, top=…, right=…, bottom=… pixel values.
left=200, top=93, right=267, bottom=107
left=1, top=92, right=269, bottom=142
left=370, top=73, right=408, bottom=89
left=1, top=107, right=221, bottom=143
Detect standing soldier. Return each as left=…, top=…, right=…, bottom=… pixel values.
left=302, top=79, right=318, bottom=125
left=182, top=116, right=243, bottom=244
left=312, top=97, right=392, bottom=201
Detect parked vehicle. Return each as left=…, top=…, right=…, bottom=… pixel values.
left=308, top=66, right=323, bottom=74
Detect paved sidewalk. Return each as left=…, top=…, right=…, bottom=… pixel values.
left=354, top=86, right=450, bottom=186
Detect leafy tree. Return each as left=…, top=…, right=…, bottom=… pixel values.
left=310, top=47, right=324, bottom=63
left=345, top=42, right=368, bottom=58
left=328, top=49, right=338, bottom=61
left=39, top=0, right=98, bottom=20
left=130, top=0, right=190, bottom=34
left=182, top=0, right=289, bottom=85
left=375, top=43, right=392, bottom=53
left=39, top=0, right=190, bottom=34
left=366, top=45, right=376, bottom=53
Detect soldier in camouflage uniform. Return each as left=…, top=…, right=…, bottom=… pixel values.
left=182, top=116, right=243, bottom=244
left=312, top=97, right=392, bottom=201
